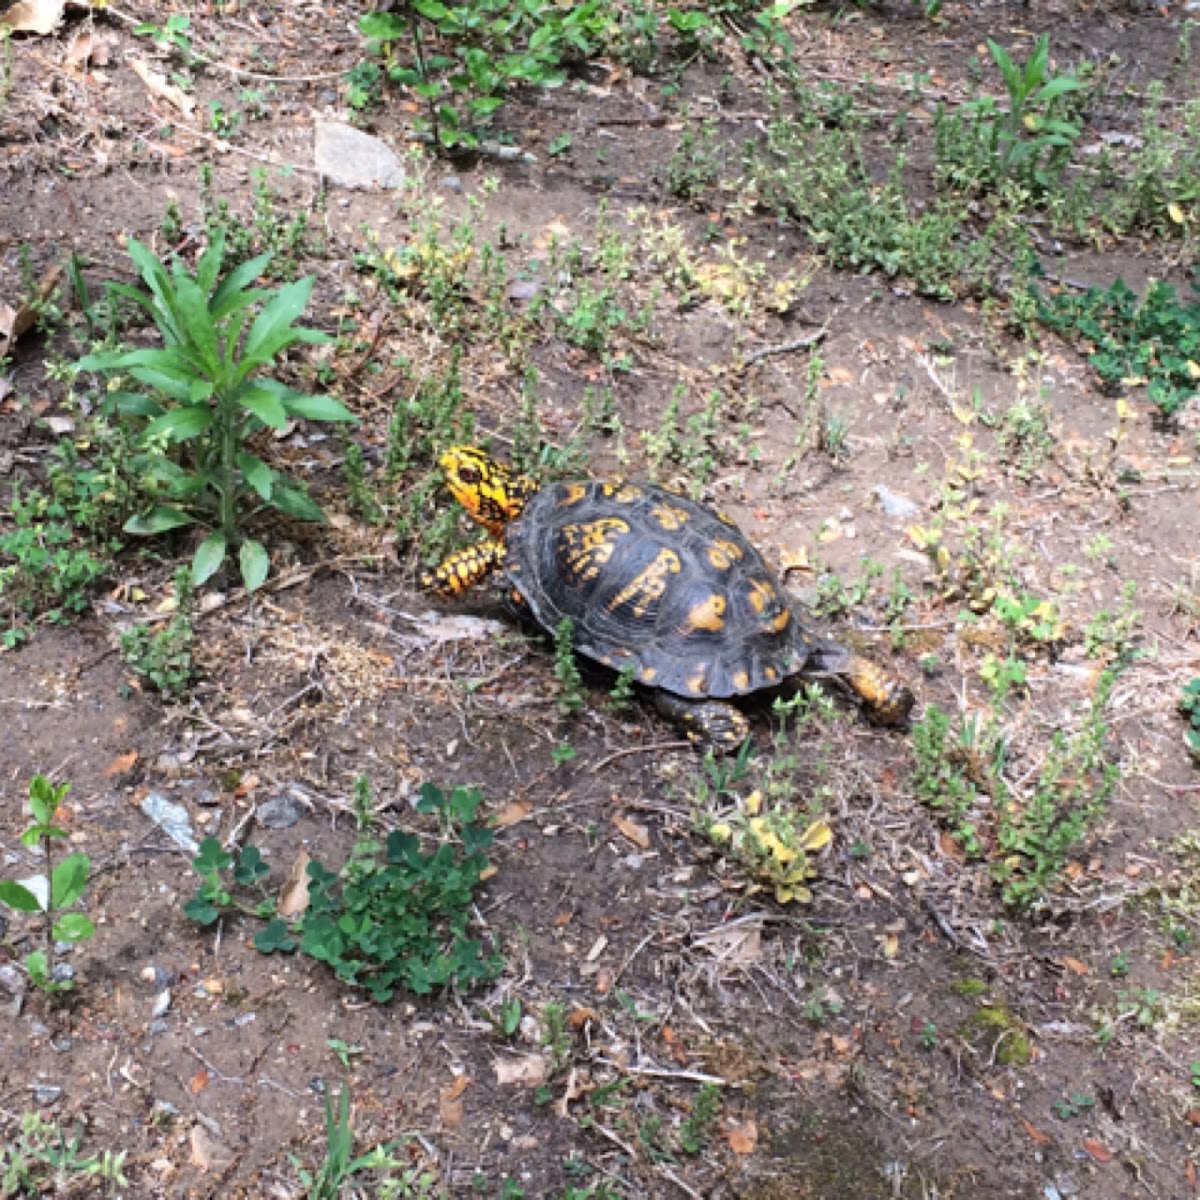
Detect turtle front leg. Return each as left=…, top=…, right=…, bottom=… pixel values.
left=841, top=655, right=915, bottom=727
left=422, top=539, right=506, bottom=598
left=654, top=692, right=751, bottom=754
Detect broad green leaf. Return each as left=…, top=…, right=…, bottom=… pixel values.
left=242, top=276, right=316, bottom=372
left=278, top=391, right=357, bottom=423
left=145, top=405, right=213, bottom=443
left=270, top=483, right=326, bottom=523
left=130, top=367, right=211, bottom=405
left=0, top=880, right=43, bottom=913
left=28, top=774, right=63, bottom=826
left=103, top=391, right=165, bottom=419
left=210, top=251, right=273, bottom=318
left=237, top=452, right=275, bottom=500
left=53, top=913, right=95, bottom=943
left=193, top=531, right=227, bottom=585
left=126, top=238, right=186, bottom=344
left=237, top=383, right=289, bottom=428
left=254, top=918, right=295, bottom=954
left=193, top=837, right=233, bottom=875
left=195, top=226, right=227, bottom=295
left=124, top=505, right=195, bottom=535
left=1036, top=76, right=1085, bottom=102
left=171, top=275, right=221, bottom=374
left=239, top=539, right=270, bottom=591
left=51, top=853, right=89, bottom=909
left=233, top=845, right=269, bottom=885
left=184, top=894, right=221, bottom=925
left=359, top=11, right=408, bottom=38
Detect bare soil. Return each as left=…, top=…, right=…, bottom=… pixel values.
left=2, top=1, right=1200, bottom=1198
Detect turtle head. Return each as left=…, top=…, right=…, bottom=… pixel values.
left=440, top=446, right=535, bottom=538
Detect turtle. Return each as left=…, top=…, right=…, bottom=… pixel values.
left=422, top=446, right=914, bottom=749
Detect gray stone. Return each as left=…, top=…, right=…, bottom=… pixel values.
left=258, top=792, right=303, bottom=830
left=314, top=121, right=406, bottom=190
left=32, top=1084, right=62, bottom=1106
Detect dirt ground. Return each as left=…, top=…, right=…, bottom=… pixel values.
left=2, top=0, right=1200, bottom=1197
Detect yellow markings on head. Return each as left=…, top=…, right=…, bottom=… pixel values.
left=706, top=538, right=744, bottom=571
left=731, top=669, right=751, bottom=691
left=440, top=446, right=534, bottom=538
left=601, top=481, right=643, bottom=503
left=557, top=483, right=588, bottom=507
left=605, top=547, right=681, bottom=618
left=686, top=668, right=711, bottom=695
left=651, top=504, right=690, bottom=532
left=681, top=593, right=726, bottom=634
left=559, top=517, right=628, bottom=586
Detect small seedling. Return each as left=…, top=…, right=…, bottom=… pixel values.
left=1180, top=678, right=1200, bottom=762
left=0, top=776, right=94, bottom=993
left=553, top=617, right=585, bottom=716
left=678, top=1083, right=721, bottom=1154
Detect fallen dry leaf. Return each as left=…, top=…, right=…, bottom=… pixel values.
left=190, top=1069, right=209, bottom=1094
left=0, top=264, right=64, bottom=357
left=555, top=1067, right=583, bottom=1118
left=277, top=850, right=311, bottom=919
left=189, top=1124, right=219, bottom=1170
left=233, top=773, right=260, bottom=799
left=493, top=800, right=533, bottom=828
left=66, top=30, right=111, bottom=67
left=1083, top=1138, right=1113, bottom=1163
left=567, top=1006, right=597, bottom=1030
left=0, top=0, right=65, bottom=35
left=1061, top=957, right=1090, bottom=976
left=104, top=751, right=139, bottom=777
left=585, top=935, right=608, bottom=963
left=129, top=58, right=197, bottom=118
left=494, top=1054, right=548, bottom=1088
left=1184, top=1109, right=1200, bottom=1126
left=725, top=1119, right=758, bottom=1155
left=611, top=814, right=650, bottom=850
left=439, top=1075, right=469, bottom=1129
left=827, top=366, right=854, bottom=384
left=1022, top=1117, right=1052, bottom=1145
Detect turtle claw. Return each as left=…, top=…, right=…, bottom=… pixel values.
left=843, top=656, right=915, bottom=727
left=654, top=693, right=751, bottom=754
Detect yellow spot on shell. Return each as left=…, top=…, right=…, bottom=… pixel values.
left=557, top=483, right=588, bottom=507
left=606, top=547, right=682, bottom=615
left=766, top=607, right=791, bottom=633
left=707, top=539, right=744, bottom=570
left=686, top=669, right=710, bottom=695
left=651, top=504, right=690, bottom=531
left=640, top=666, right=657, bottom=683
left=746, top=579, right=776, bottom=615
left=732, top=670, right=750, bottom=690
left=681, top=593, right=726, bottom=634
left=601, top=481, right=643, bottom=502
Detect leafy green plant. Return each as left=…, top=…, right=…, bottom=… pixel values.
left=0, top=1112, right=128, bottom=1197
left=678, top=1083, right=721, bottom=1154
left=910, top=707, right=989, bottom=858
left=553, top=617, right=585, bottom=716
left=1038, top=272, right=1200, bottom=418
left=78, top=229, right=355, bottom=590
left=119, top=567, right=196, bottom=695
left=185, top=780, right=501, bottom=1001
left=0, top=776, right=94, bottom=993
left=1180, top=678, right=1200, bottom=762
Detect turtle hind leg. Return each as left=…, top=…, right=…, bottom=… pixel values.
left=841, top=655, right=915, bottom=727
left=653, top=692, right=751, bottom=753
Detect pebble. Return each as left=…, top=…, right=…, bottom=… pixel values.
left=258, top=793, right=303, bottom=830
left=874, top=484, right=921, bottom=518
left=152, top=1099, right=180, bottom=1123
left=0, top=964, right=24, bottom=995
left=152, top=990, right=172, bottom=1019
left=32, top=1084, right=63, bottom=1106
left=314, top=120, right=406, bottom=189
left=441, top=175, right=463, bottom=192
left=51, top=963, right=75, bottom=985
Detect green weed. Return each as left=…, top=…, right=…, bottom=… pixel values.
left=1180, top=678, right=1200, bottom=762
left=78, top=228, right=356, bottom=591
left=186, top=780, right=501, bottom=1001
left=0, top=1112, right=128, bottom=1197
left=553, top=617, right=586, bottom=717
left=0, top=776, right=95, bottom=993
left=119, top=567, right=196, bottom=696
left=678, top=1082, right=722, bottom=1154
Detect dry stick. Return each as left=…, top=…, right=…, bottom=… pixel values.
left=738, top=326, right=828, bottom=368
left=593, top=741, right=692, bottom=771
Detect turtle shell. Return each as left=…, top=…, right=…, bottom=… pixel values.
left=505, top=479, right=844, bottom=699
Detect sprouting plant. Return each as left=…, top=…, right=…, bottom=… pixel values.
left=0, top=776, right=95, bottom=993
left=554, top=617, right=585, bottom=716
left=678, top=1083, right=721, bottom=1154
left=119, top=567, right=196, bottom=696
left=77, top=229, right=356, bottom=590
left=1180, top=678, right=1200, bottom=762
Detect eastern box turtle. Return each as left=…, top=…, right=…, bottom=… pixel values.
left=424, top=446, right=914, bottom=749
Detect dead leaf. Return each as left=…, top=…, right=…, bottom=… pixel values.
left=494, top=1054, right=548, bottom=1088
left=493, top=800, right=533, bottom=828
left=555, top=1067, right=583, bottom=1118
left=1061, top=957, right=1090, bottom=976
left=1184, top=1109, right=1200, bottom=1126
left=232, top=773, right=260, bottom=799
left=1187, top=1158, right=1197, bottom=1188
left=1021, top=1117, right=1052, bottom=1145
left=104, top=751, right=139, bottom=777
left=586, top=935, right=608, bottom=963
left=277, top=850, right=311, bottom=919
left=567, top=1006, right=597, bottom=1030
left=439, top=1075, right=468, bottom=1129
left=0, top=0, right=65, bottom=35
left=725, top=1119, right=758, bottom=1155
left=779, top=546, right=811, bottom=573
left=611, top=814, right=650, bottom=850
left=1083, top=1138, right=1113, bottom=1163
left=190, top=1069, right=209, bottom=1094
left=882, top=933, right=900, bottom=959
left=66, top=30, right=111, bottom=67
left=0, top=264, right=64, bottom=357
left=129, top=58, right=197, bottom=118
left=938, top=831, right=966, bottom=862
left=827, top=367, right=854, bottom=384
left=189, top=1124, right=219, bottom=1170
left=694, top=921, right=763, bottom=967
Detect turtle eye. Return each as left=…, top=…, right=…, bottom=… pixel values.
left=459, top=465, right=482, bottom=485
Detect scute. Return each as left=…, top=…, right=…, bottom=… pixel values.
left=505, top=479, right=822, bottom=700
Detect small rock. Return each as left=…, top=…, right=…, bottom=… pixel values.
left=0, top=965, right=22, bottom=995
left=152, top=990, right=172, bottom=1019
left=441, top=175, right=462, bottom=191
left=258, top=793, right=302, bottom=830
left=50, top=1037, right=72, bottom=1053
left=141, top=792, right=199, bottom=854
left=51, top=963, right=74, bottom=985
left=32, top=1084, right=63, bottom=1106
left=873, top=485, right=921, bottom=518
left=152, top=1099, right=180, bottom=1124
left=148, top=1018, right=170, bottom=1036
left=314, top=120, right=406, bottom=189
